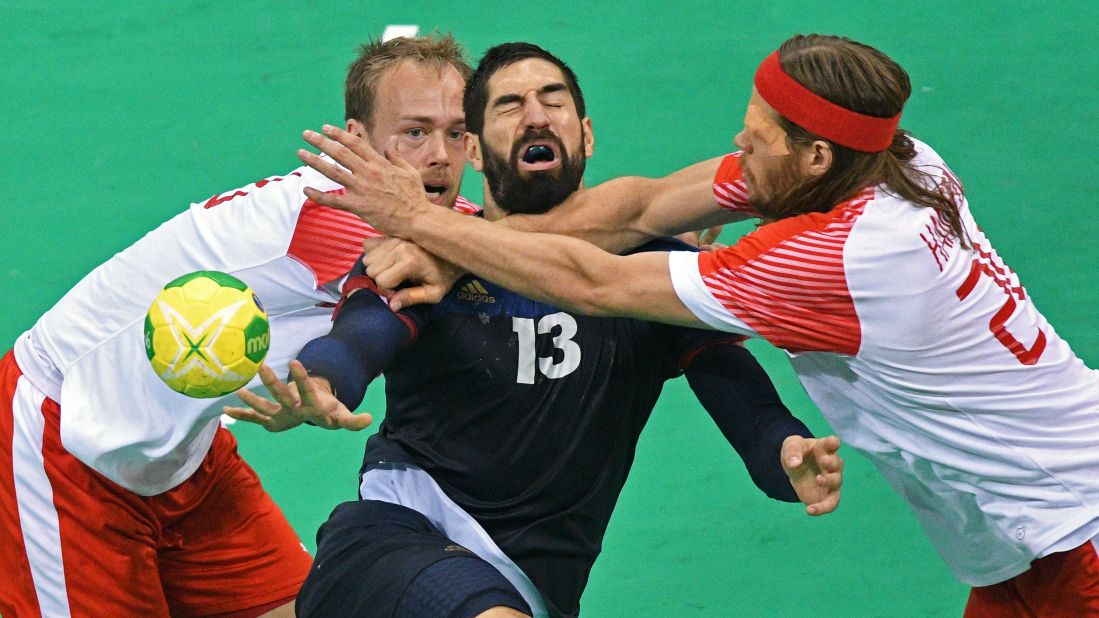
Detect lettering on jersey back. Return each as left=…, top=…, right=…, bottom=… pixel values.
left=919, top=165, right=966, bottom=270
left=936, top=165, right=965, bottom=208
left=919, top=210, right=957, bottom=271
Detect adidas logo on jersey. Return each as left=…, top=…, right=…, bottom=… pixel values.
left=457, top=280, right=496, bottom=304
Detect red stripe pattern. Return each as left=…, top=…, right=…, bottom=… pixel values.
left=697, top=188, right=874, bottom=355
left=712, top=153, right=760, bottom=216
left=0, top=353, right=42, bottom=617
left=288, top=193, right=481, bottom=287
left=453, top=195, right=480, bottom=215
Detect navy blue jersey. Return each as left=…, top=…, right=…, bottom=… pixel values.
left=300, top=238, right=809, bottom=618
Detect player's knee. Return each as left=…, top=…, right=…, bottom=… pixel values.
left=393, top=555, right=531, bottom=618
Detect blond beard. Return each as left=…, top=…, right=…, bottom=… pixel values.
left=746, top=155, right=809, bottom=222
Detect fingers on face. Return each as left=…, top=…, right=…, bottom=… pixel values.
left=308, top=125, right=387, bottom=171
left=324, top=124, right=387, bottom=165
left=303, top=129, right=357, bottom=167
left=381, top=135, right=400, bottom=161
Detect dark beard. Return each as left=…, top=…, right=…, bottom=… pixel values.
left=480, top=128, right=586, bottom=215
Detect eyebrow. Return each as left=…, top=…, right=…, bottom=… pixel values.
left=491, top=82, right=568, bottom=108
left=398, top=115, right=465, bottom=126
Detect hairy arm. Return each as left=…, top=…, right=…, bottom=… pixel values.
left=392, top=209, right=703, bottom=325
left=297, top=126, right=712, bottom=325
left=500, top=157, right=740, bottom=254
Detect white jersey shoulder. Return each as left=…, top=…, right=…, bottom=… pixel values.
left=16, top=167, right=481, bottom=495
left=16, top=163, right=346, bottom=494
left=672, top=139, right=1099, bottom=585
left=807, top=139, right=1099, bottom=585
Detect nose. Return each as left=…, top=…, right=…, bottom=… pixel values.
left=424, top=131, right=449, bottom=168
left=520, top=96, right=551, bottom=130
left=733, top=127, right=750, bottom=153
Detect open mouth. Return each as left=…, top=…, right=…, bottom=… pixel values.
left=517, top=141, right=560, bottom=171
left=423, top=182, right=448, bottom=204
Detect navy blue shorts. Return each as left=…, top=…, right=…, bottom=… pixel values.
left=296, top=500, right=531, bottom=617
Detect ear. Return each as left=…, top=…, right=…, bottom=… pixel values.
left=464, top=132, right=483, bottom=172
left=802, top=140, right=833, bottom=178
left=581, top=116, right=595, bottom=158
left=346, top=118, right=367, bottom=137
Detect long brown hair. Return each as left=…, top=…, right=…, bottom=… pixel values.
left=769, top=34, right=968, bottom=246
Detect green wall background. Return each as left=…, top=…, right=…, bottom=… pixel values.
left=2, top=2, right=1096, bottom=616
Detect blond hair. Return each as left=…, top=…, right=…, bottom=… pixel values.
left=344, top=33, right=472, bottom=126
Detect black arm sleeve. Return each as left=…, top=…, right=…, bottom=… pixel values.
left=682, top=341, right=812, bottom=502
left=295, top=290, right=422, bottom=410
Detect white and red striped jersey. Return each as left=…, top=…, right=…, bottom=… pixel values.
left=13, top=160, right=478, bottom=495
left=669, top=141, right=1099, bottom=586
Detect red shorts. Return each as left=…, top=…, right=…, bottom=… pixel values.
left=0, top=349, right=312, bottom=617
left=964, top=537, right=1099, bottom=617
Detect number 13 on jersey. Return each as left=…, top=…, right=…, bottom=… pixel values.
left=512, top=313, right=582, bottom=384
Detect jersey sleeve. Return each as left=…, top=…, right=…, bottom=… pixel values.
left=678, top=338, right=811, bottom=502
left=668, top=192, right=874, bottom=355
left=712, top=153, right=760, bottom=217
left=296, top=277, right=423, bottom=410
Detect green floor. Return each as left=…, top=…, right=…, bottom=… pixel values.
left=2, top=2, right=1097, bottom=616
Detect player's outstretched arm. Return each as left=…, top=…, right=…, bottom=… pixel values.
left=299, top=125, right=707, bottom=325
left=225, top=266, right=421, bottom=430
left=224, top=360, right=372, bottom=432
left=499, top=157, right=737, bottom=254
left=679, top=336, right=814, bottom=503
left=780, top=435, right=843, bottom=516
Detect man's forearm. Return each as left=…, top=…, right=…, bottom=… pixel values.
left=405, top=206, right=626, bottom=315
left=394, top=204, right=698, bottom=326
left=500, top=157, right=737, bottom=253
left=499, top=177, right=659, bottom=254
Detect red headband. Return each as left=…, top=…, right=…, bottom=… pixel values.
left=753, top=50, right=900, bottom=153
